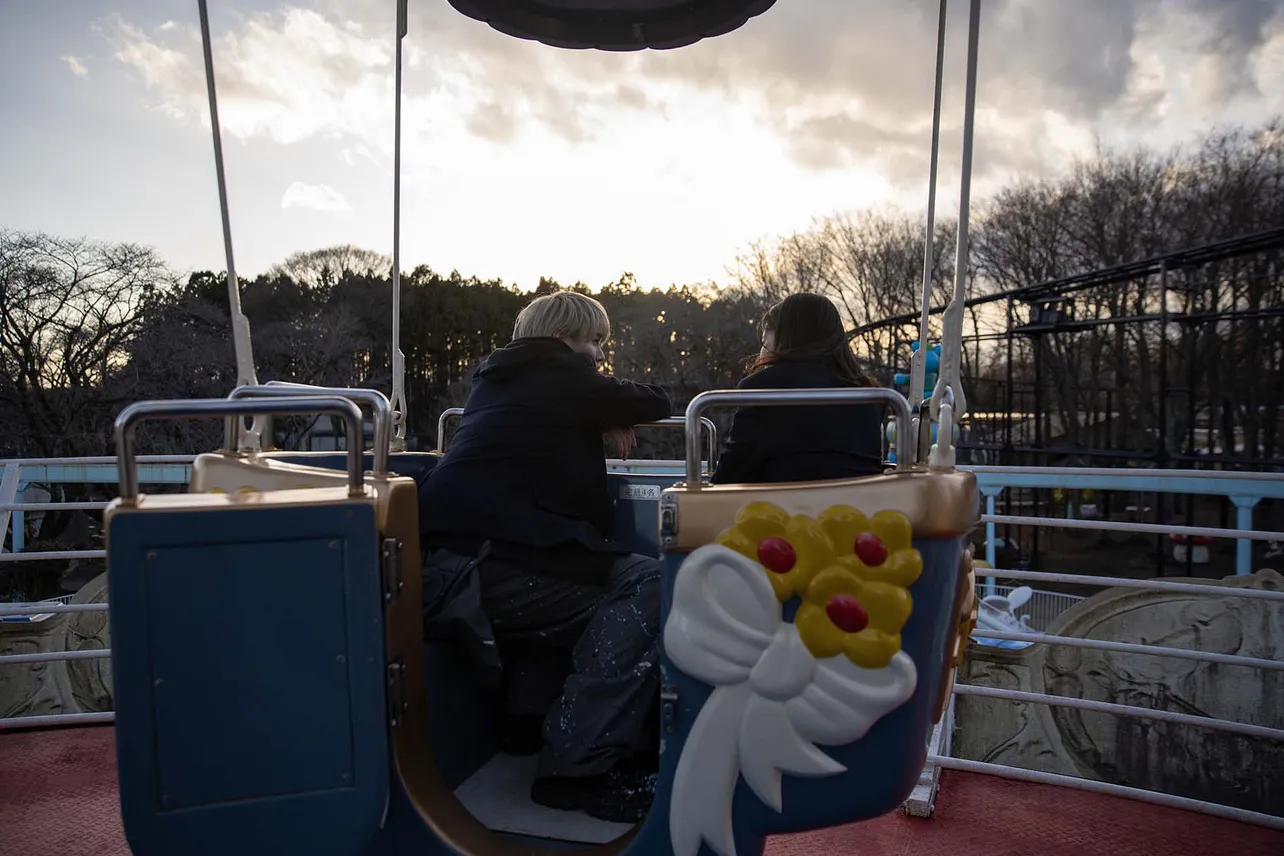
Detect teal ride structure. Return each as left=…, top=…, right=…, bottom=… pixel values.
left=102, top=1, right=984, bottom=855
left=888, top=343, right=960, bottom=464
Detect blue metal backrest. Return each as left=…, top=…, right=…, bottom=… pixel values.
left=107, top=492, right=389, bottom=856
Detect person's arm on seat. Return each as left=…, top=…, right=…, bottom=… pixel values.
left=585, top=371, right=672, bottom=430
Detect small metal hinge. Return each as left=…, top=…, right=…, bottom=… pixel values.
left=660, top=493, right=679, bottom=549
left=386, top=659, right=406, bottom=728
left=381, top=536, right=404, bottom=603
left=660, top=683, right=679, bottom=733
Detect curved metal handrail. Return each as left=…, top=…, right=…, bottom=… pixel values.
left=115, top=397, right=365, bottom=503
left=637, top=417, right=719, bottom=473
left=436, top=407, right=465, bottom=452
left=245, top=382, right=392, bottom=475
left=684, top=387, right=915, bottom=488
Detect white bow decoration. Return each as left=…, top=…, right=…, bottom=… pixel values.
left=663, top=545, right=918, bottom=856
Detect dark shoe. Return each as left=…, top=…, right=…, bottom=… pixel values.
left=530, top=765, right=656, bottom=824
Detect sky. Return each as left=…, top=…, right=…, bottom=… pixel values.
left=1, top=0, right=1282, bottom=291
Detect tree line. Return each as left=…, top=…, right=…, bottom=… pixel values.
left=3, top=118, right=1282, bottom=472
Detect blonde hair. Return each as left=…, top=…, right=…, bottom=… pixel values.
left=513, top=291, right=611, bottom=343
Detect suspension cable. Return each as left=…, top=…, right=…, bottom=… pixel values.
left=197, top=0, right=261, bottom=450
left=389, top=0, right=409, bottom=452
left=910, top=0, right=947, bottom=415
left=929, top=0, right=980, bottom=468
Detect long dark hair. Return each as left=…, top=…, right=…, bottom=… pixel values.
left=751, top=293, right=876, bottom=387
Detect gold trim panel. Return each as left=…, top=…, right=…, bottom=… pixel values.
left=666, top=469, right=979, bottom=551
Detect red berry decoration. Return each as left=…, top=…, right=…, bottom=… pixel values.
left=826, top=594, right=869, bottom=633
left=756, top=537, right=797, bottom=574
left=854, top=532, right=889, bottom=566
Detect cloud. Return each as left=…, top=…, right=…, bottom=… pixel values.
left=97, top=10, right=395, bottom=145
left=97, top=0, right=1284, bottom=204
left=627, top=0, right=1283, bottom=188
left=61, top=55, right=88, bottom=77
left=95, top=3, right=653, bottom=155
left=280, top=181, right=351, bottom=212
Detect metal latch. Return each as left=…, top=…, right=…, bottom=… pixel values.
left=381, top=537, right=404, bottom=603
left=386, top=658, right=406, bottom=728
left=660, top=683, right=679, bottom=733
left=660, top=493, right=679, bottom=549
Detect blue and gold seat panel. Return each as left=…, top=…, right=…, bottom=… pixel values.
left=106, top=490, right=390, bottom=856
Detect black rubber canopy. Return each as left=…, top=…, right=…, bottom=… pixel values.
left=445, top=0, right=778, bottom=50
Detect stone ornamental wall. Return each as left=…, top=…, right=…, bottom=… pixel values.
left=954, top=569, right=1284, bottom=815
left=0, top=571, right=112, bottom=719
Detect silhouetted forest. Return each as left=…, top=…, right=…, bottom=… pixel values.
left=4, top=119, right=1282, bottom=468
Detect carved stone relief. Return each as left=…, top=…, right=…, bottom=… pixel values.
left=954, top=569, right=1283, bottom=815
left=0, top=571, right=113, bottom=721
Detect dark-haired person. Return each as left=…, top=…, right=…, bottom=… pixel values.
left=419, top=291, right=671, bottom=822
left=712, top=293, right=885, bottom=485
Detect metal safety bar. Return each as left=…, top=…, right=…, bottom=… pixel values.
left=114, top=397, right=365, bottom=503
left=684, top=387, right=914, bottom=487
left=436, top=407, right=464, bottom=451
left=230, top=382, right=392, bottom=475
left=636, top=417, right=719, bottom=473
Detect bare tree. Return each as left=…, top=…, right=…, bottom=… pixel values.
left=0, top=231, right=172, bottom=458
left=269, top=245, right=392, bottom=295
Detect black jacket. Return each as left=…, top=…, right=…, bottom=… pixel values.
left=419, top=337, right=671, bottom=585
left=711, top=360, right=885, bottom=485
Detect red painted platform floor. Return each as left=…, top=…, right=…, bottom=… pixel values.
left=2, top=726, right=1281, bottom=856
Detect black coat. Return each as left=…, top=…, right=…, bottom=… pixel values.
left=711, top=360, right=885, bottom=485
left=419, top=337, right=671, bottom=585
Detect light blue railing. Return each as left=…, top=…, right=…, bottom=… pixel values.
left=968, top=465, right=1283, bottom=582
left=1, top=456, right=192, bottom=555
left=4, top=458, right=1281, bottom=578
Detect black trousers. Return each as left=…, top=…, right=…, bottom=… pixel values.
left=427, top=549, right=661, bottom=778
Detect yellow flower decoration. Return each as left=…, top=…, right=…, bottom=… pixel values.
left=716, top=502, right=923, bottom=670
left=716, top=502, right=835, bottom=601
left=819, top=506, right=923, bottom=588
left=794, top=567, right=913, bottom=669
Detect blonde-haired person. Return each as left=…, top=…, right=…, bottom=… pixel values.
left=419, top=290, right=670, bottom=823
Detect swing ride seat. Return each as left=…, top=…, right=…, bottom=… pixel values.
left=103, top=383, right=978, bottom=856
left=106, top=397, right=402, bottom=856
left=446, top=0, right=778, bottom=51
left=645, top=389, right=979, bottom=856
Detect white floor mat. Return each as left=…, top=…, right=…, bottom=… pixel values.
left=452, top=753, right=635, bottom=844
